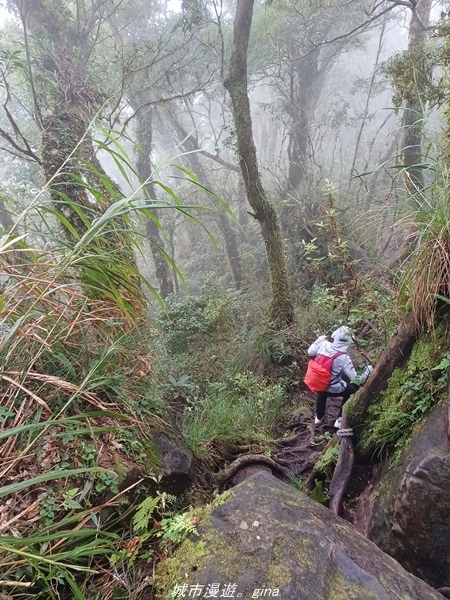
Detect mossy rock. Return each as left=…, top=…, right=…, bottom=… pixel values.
left=359, top=329, right=448, bottom=458
left=359, top=400, right=450, bottom=589
left=155, top=472, right=441, bottom=599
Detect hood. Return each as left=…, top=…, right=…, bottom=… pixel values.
left=331, top=325, right=352, bottom=351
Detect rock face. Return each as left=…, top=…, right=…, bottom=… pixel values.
left=156, top=471, right=441, bottom=600
left=151, top=429, right=194, bottom=495
left=357, top=401, right=450, bottom=589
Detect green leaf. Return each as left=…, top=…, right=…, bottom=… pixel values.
left=0, top=467, right=113, bottom=499
left=132, top=496, right=162, bottom=533
left=436, top=294, right=450, bottom=305
left=0, top=411, right=130, bottom=443
left=39, top=205, right=81, bottom=240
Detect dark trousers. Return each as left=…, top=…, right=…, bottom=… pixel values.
left=316, top=383, right=358, bottom=420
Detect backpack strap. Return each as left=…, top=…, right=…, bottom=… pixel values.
left=314, top=351, right=345, bottom=365
left=326, top=351, right=346, bottom=386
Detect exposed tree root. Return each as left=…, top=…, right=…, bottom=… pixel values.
left=275, top=431, right=304, bottom=446
left=329, top=407, right=354, bottom=516
left=278, top=444, right=313, bottom=454
left=216, top=454, right=291, bottom=485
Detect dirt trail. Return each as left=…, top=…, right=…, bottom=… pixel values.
left=221, top=390, right=344, bottom=488
left=273, top=391, right=342, bottom=480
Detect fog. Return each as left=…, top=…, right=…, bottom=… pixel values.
left=0, top=0, right=444, bottom=296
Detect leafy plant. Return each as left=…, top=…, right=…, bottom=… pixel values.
left=314, top=444, right=340, bottom=476
left=309, top=480, right=330, bottom=505
left=0, top=123, right=227, bottom=598
left=287, top=473, right=306, bottom=491
left=399, top=168, right=450, bottom=328
left=158, top=511, right=200, bottom=547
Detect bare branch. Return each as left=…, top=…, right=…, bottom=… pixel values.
left=299, top=2, right=406, bottom=59
left=16, top=1, right=43, bottom=128
left=0, top=145, right=38, bottom=162
left=0, top=125, right=40, bottom=163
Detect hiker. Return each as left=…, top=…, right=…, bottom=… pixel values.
left=306, top=325, right=372, bottom=429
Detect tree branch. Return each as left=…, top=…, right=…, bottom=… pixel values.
left=0, top=126, right=40, bottom=163
left=299, top=2, right=406, bottom=60
left=16, top=0, right=43, bottom=128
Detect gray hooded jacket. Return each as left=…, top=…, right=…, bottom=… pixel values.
left=307, top=326, right=357, bottom=393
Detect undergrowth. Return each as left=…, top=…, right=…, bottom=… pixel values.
left=0, top=128, right=221, bottom=599
left=182, top=372, right=285, bottom=461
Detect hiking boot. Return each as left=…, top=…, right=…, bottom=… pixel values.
left=314, top=416, right=324, bottom=426
left=334, top=417, right=342, bottom=429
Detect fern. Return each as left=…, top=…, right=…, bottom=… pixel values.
left=132, top=496, right=161, bottom=533
left=159, top=511, right=199, bottom=543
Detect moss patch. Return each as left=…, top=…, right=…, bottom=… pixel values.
left=266, top=537, right=292, bottom=589
left=155, top=538, right=208, bottom=597
left=326, top=571, right=380, bottom=600
left=141, top=437, right=164, bottom=472
left=359, top=328, right=449, bottom=460
left=155, top=520, right=245, bottom=597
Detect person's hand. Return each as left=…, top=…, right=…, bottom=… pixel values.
left=353, top=364, right=373, bottom=386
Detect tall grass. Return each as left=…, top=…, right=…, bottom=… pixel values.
left=0, top=127, right=222, bottom=598
left=399, top=166, right=450, bottom=328
left=182, top=372, right=285, bottom=460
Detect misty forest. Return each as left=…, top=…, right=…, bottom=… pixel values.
left=0, top=0, right=450, bottom=598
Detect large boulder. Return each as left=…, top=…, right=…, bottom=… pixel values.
left=354, top=401, right=450, bottom=588
left=156, top=471, right=441, bottom=599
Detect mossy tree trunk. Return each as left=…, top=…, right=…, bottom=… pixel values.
left=17, top=0, right=139, bottom=259
left=41, top=110, right=101, bottom=241
left=401, top=0, right=433, bottom=193
left=349, top=311, right=420, bottom=458
left=224, top=0, right=294, bottom=327
left=16, top=0, right=101, bottom=240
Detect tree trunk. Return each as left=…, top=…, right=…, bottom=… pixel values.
left=224, top=0, right=294, bottom=328
left=285, top=48, right=321, bottom=192
left=0, top=197, right=14, bottom=234
left=218, top=211, right=242, bottom=289
left=134, top=104, right=174, bottom=298
left=18, top=0, right=141, bottom=304
left=237, top=180, right=248, bottom=229
left=41, top=108, right=99, bottom=240
left=166, top=105, right=243, bottom=290
left=401, top=0, right=433, bottom=192
left=17, top=0, right=107, bottom=239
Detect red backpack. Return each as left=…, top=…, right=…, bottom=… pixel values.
left=304, top=352, right=344, bottom=392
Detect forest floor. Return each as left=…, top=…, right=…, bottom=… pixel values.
left=215, top=383, right=381, bottom=529
left=217, top=390, right=358, bottom=508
